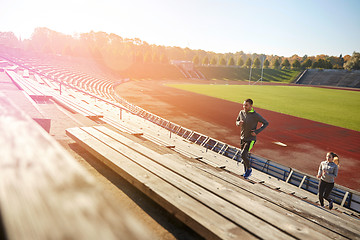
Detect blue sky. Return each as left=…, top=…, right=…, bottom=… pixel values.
left=0, top=0, right=359, bottom=57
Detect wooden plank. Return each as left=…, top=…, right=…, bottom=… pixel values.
left=71, top=126, right=321, bottom=239
left=6, top=71, right=52, bottom=102
left=52, top=94, right=103, bottom=119
left=102, top=117, right=142, bottom=135
left=93, top=126, right=346, bottom=240
left=34, top=74, right=50, bottom=87
left=40, top=75, right=59, bottom=89
left=7, top=71, right=42, bottom=95
left=191, top=162, right=360, bottom=239
left=136, top=123, right=223, bottom=163
left=0, top=93, right=150, bottom=240
left=131, top=132, right=144, bottom=136
left=134, top=126, right=206, bottom=160
left=66, top=127, right=254, bottom=240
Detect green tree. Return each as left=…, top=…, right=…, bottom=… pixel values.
left=302, top=59, right=312, bottom=68
left=143, top=51, right=152, bottom=63
left=253, top=57, right=261, bottom=68
left=135, top=52, right=144, bottom=63
left=272, top=59, right=280, bottom=69
left=219, top=57, right=226, bottom=65
left=192, top=55, right=200, bottom=65
left=344, top=52, right=360, bottom=70
left=312, top=59, right=332, bottom=69
left=202, top=56, right=209, bottom=65
left=325, top=60, right=333, bottom=69
left=228, top=57, right=235, bottom=66
left=237, top=58, right=244, bottom=67
left=339, top=54, right=345, bottom=68
left=282, top=59, right=290, bottom=68
left=210, top=56, right=217, bottom=65
left=264, top=59, right=270, bottom=68
left=152, top=52, right=159, bottom=63
left=311, top=60, right=319, bottom=68
left=292, top=60, right=301, bottom=69
left=160, top=53, right=168, bottom=64
left=302, top=55, right=308, bottom=62
left=245, top=57, right=252, bottom=68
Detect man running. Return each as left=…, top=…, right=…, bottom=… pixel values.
left=236, top=98, right=269, bottom=179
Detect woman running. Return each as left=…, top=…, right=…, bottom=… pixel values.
left=316, top=152, right=339, bottom=209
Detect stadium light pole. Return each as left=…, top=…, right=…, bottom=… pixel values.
left=248, top=54, right=253, bottom=85
left=260, top=55, right=265, bottom=85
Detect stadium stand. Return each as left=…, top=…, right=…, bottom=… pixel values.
left=7, top=48, right=358, bottom=214
left=171, top=60, right=206, bottom=79
left=1, top=50, right=360, bottom=239
left=296, top=69, right=360, bottom=88
left=0, top=86, right=150, bottom=240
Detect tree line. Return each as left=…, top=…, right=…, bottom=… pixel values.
left=192, top=53, right=358, bottom=70
left=0, top=28, right=359, bottom=71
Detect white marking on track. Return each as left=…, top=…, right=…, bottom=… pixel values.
left=273, top=141, right=287, bottom=147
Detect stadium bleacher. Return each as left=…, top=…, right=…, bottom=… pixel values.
left=1, top=51, right=359, bottom=239
left=4, top=49, right=359, bottom=214
left=0, top=76, right=151, bottom=240
left=296, top=69, right=360, bottom=88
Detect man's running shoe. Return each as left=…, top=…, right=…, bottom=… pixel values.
left=244, top=168, right=252, bottom=179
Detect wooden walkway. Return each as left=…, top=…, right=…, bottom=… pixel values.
left=66, top=126, right=360, bottom=240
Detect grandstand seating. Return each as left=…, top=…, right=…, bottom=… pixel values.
left=171, top=60, right=206, bottom=79
left=6, top=70, right=52, bottom=101
left=296, top=69, right=360, bottom=88
left=0, top=90, right=150, bottom=240
left=3, top=51, right=360, bottom=214
left=1, top=51, right=359, bottom=239
left=6, top=70, right=104, bottom=119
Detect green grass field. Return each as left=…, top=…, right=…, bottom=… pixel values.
left=197, top=67, right=301, bottom=83
left=167, top=84, right=360, bottom=131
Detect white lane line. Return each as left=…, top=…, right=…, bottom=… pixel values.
left=273, top=141, right=287, bottom=147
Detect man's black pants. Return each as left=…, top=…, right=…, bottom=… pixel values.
left=240, top=140, right=256, bottom=172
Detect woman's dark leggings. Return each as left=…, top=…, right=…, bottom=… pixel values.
left=318, top=179, right=334, bottom=206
